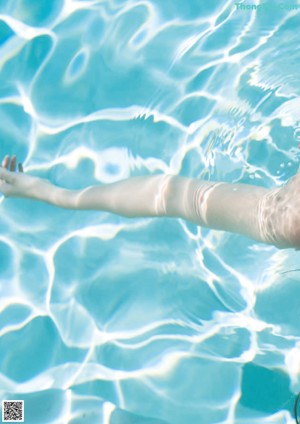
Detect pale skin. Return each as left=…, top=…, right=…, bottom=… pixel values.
left=1, top=155, right=300, bottom=250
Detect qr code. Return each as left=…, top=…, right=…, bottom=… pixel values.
left=2, top=401, right=24, bottom=422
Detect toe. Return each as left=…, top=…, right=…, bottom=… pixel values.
left=10, top=156, right=16, bottom=172
left=2, top=155, right=10, bottom=169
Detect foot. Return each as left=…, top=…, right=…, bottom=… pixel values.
left=0, top=155, right=41, bottom=198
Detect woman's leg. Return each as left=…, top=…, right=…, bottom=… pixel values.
left=1, top=155, right=299, bottom=249
left=0, top=157, right=226, bottom=225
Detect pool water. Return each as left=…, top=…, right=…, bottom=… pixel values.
left=0, top=1, right=300, bottom=423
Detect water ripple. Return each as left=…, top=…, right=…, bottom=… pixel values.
left=1, top=1, right=300, bottom=423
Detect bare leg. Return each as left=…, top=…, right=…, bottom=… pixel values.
left=0, top=155, right=299, bottom=250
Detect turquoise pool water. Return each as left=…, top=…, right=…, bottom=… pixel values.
left=1, top=1, right=300, bottom=423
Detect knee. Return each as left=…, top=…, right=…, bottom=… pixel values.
left=280, top=175, right=300, bottom=249
left=259, top=184, right=300, bottom=249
